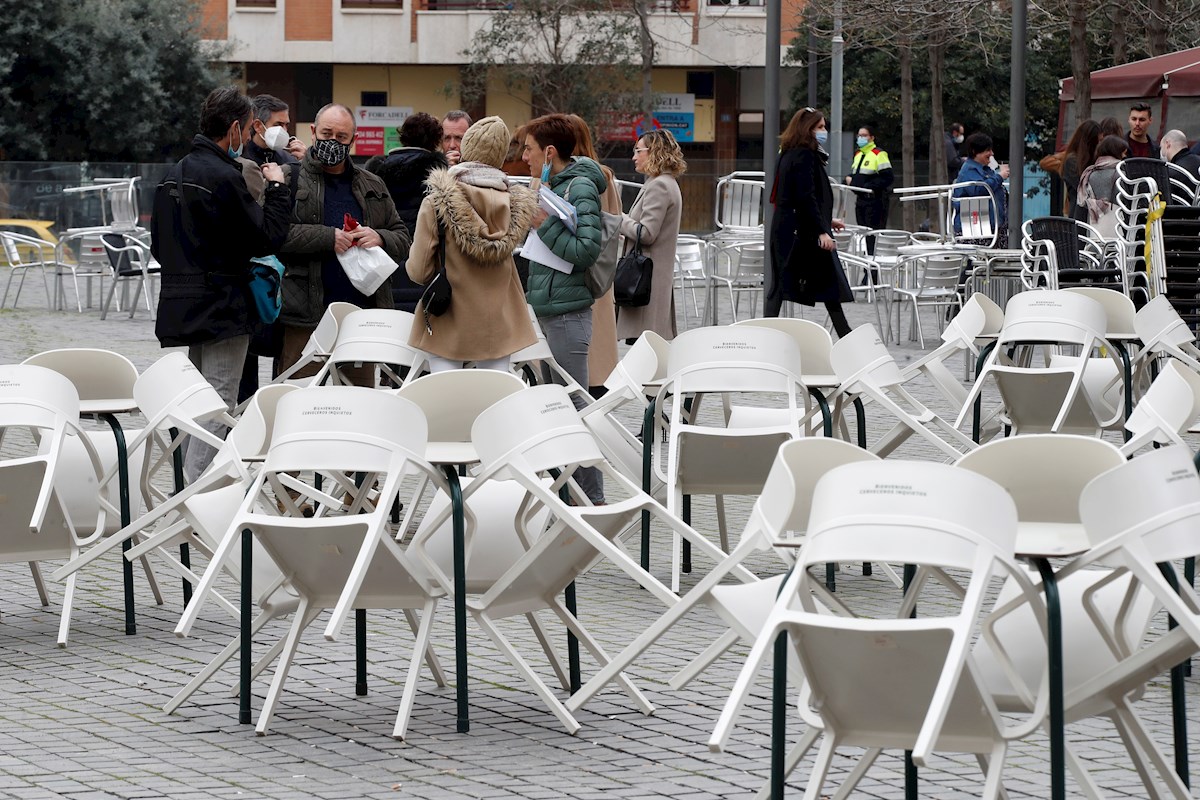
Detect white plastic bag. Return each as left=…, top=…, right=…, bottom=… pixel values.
left=336, top=245, right=399, bottom=296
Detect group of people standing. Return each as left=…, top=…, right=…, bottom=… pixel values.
left=152, top=87, right=687, bottom=494
left=1054, top=102, right=1200, bottom=237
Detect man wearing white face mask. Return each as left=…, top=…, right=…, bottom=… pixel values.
left=152, top=86, right=291, bottom=480
left=276, top=102, right=411, bottom=387
left=945, top=122, right=966, bottom=180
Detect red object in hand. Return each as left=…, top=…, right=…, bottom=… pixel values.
left=343, top=213, right=360, bottom=232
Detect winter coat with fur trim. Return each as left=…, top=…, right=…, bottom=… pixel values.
left=365, top=147, right=448, bottom=310
left=405, top=165, right=539, bottom=361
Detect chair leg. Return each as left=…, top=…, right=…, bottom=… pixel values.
left=548, top=596, right=653, bottom=715
left=255, top=597, right=314, bottom=735
left=472, top=609, right=582, bottom=734
left=526, top=610, right=571, bottom=691
left=392, top=598, right=439, bottom=741
left=56, top=572, right=77, bottom=648
left=165, top=607, right=286, bottom=714
left=800, top=734, right=839, bottom=800
left=100, top=275, right=119, bottom=320
left=28, top=562, right=50, bottom=607
left=826, top=746, right=883, bottom=800
left=669, top=628, right=739, bottom=690
left=403, top=608, right=446, bottom=687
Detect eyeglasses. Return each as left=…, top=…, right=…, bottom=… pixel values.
left=633, top=147, right=649, bottom=154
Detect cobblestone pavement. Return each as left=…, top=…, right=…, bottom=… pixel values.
left=0, top=287, right=1196, bottom=800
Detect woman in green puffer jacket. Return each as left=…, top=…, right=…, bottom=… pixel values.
left=521, top=113, right=607, bottom=504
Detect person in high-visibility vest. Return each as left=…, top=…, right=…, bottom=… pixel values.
left=844, top=126, right=894, bottom=253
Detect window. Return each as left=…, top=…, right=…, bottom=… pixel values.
left=342, top=0, right=403, bottom=8
left=236, top=0, right=276, bottom=7
left=361, top=91, right=388, bottom=107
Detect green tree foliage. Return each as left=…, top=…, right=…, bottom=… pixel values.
left=463, top=0, right=643, bottom=134
left=0, top=0, right=227, bottom=162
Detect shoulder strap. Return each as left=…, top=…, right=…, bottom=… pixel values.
left=436, top=214, right=447, bottom=277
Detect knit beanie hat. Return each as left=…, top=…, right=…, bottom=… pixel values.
left=460, top=116, right=510, bottom=168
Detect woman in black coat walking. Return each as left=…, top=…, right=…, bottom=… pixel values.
left=765, top=107, right=854, bottom=336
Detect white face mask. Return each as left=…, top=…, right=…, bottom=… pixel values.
left=263, top=126, right=290, bottom=152
left=953, top=135, right=964, bottom=145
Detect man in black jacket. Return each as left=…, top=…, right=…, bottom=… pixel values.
left=151, top=85, right=291, bottom=479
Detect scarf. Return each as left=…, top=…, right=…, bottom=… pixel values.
left=448, top=161, right=510, bottom=191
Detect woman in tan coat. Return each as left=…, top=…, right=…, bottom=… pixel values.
left=616, top=129, right=684, bottom=342
left=567, top=115, right=621, bottom=391
left=406, top=116, right=538, bottom=371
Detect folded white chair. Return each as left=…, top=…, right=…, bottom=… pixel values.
left=821, top=324, right=977, bottom=459
left=567, top=437, right=880, bottom=716
left=653, top=325, right=808, bottom=592
left=411, top=384, right=729, bottom=733
left=176, top=387, right=448, bottom=739
left=0, top=365, right=108, bottom=646
left=900, top=292, right=1003, bottom=415
left=955, top=290, right=1126, bottom=437
left=274, top=300, right=357, bottom=383
left=1120, top=360, right=1200, bottom=456
left=1134, top=294, right=1200, bottom=375
left=711, top=460, right=1047, bottom=800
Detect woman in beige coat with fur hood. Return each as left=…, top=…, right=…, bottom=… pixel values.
left=406, top=117, right=538, bottom=370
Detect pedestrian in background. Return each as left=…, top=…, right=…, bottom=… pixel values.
left=1062, top=119, right=1101, bottom=220
left=615, top=129, right=684, bottom=344
left=366, top=112, right=449, bottom=312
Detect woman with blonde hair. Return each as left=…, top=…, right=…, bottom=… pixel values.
left=567, top=114, right=621, bottom=393
left=616, top=128, right=684, bottom=342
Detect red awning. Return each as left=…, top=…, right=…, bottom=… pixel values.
left=1061, top=47, right=1200, bottom=100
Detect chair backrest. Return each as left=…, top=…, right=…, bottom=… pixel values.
left=1062, top=286, right=1136, bottom=338
left=674, top=238, right=707, bottom=273
left=735, top=317, right=834, bottom=376
left=133, top=352, right=228, bottom=432
left=715, top=176, right=765, bottom=231
left=0, top=364, right=80, bottom=434
left=665, top=325, right=803, bottom=395
left=603, top=330, right=668, bottom=395
left=1081, top=445, right=1200, bottom=565
left=1121, top=157, right=1174, bottom=204
left=956, top=434, right=1125, bottom=532
left=21, top=349, right=139, bottom=410
left=1123, top=360, right=1200, bottom=450
left=803, top=460, right=1018, bottom=569
left=1026, top=216, right=1084, bottom=272
left=394, top=369, right=526, bottom=444
left=1134, top=294, right=1197, bottom=354
left=753, top=438, right=880, bottom=541
left=871, top=229, right=913, bottom=260
left=910, top=253, right=967, bottom=294
left=225, top=383, right=301, bottom=463
left=943, top=293, right=1003, bottom=347
left=267, top=387, right=427, bottom=475
left=998, top=289, right=1107, bottom=349
left=472, top=384, right=605, bottom=478
left=327, top=308, right=424, bottom=370
left=830, top=324, right=905, bottom=392
left=951, top=183, right=998, bottom=245
left=1, top=233, right=23, bottom=266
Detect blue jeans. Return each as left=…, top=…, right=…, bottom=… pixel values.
left=538, top=308, right=603, bottom=503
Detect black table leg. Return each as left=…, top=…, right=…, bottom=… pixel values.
left=1034, top=557, right=1066, bottom=800
left=641, top=399, right=656, bottom=572
left=442, top=465, right=469, bottom=733
left=356, top=609, right=368, bottom=696
left=564, top=582, right=582, bottom=694
left=769, top=564, right=797, bottom=799
left=240, top=527, right=253, bottom=725
left=1159, top=562, right=1190, bottom=788
left=100, top=413, right=135, bottom=635
left=169, top=427, right=192, bottom=606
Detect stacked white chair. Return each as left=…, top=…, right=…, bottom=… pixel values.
left=311, top=308, right=428, bottom=388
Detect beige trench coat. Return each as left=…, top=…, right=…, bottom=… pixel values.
left=615, top=174, right=682, bottom=342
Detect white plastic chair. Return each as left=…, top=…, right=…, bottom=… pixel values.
left=711, top=460, right=1047, bottom=800
left=412, top=384, right=728, bottom=733
left=272, top=300, right=359, bottom=385
left=0, top=365, right=108, bottom=646
left=1121, top=360, right=1200, bottom=455
left=653, top=326, right=807, bottom=592
left=311, top=308, right=429, bottom=388
left=822, top=324, right=977, bottom=459
left=955, top=290, right=1126, bottom=438
left=567, top=438, right=879, bottom=716
left=1135, top=294, right=1200, bottom=374
left=710, top=239, right=766, bottom=323
left=175, top=387, right=448, bottom=738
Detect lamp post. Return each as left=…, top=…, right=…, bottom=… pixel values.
left=763, top=0, right=781, bottom=304
left=1008, top=0, right=1026, bottom=245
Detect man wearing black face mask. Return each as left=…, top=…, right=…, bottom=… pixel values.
left=277, top=102, right=410, bottom=386
left=152, top=85, right=290, bottom=480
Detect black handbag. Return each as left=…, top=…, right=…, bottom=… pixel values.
left=419, top=218, right=451, bottom=333
left=613, top=223, right=654, bottom=307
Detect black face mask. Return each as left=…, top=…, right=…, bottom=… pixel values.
left=311, top=137, right=350, bottom=166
